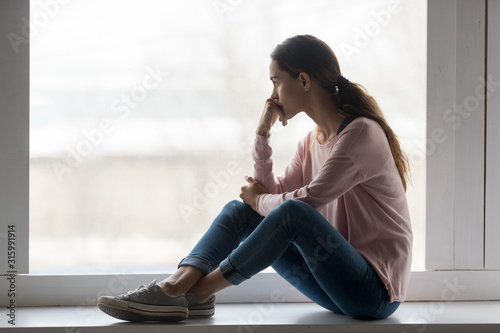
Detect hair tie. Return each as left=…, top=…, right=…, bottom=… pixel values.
left=335, top=75, right=349, bottom=86
left=332, top=76, right=349, bottom=95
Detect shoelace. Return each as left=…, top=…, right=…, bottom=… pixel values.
left=126, top=279, right=157, bottom=296
left=126, top=285, right=147, bottom=296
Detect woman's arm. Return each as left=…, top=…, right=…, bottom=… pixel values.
left=252, top=99, right=307, bottom=194
left=253, top=134, right=306, bottom=195
left=256, top=120, right=372, bottom=216
left=239, top=176, right=267, bottom=211
left=257, top=152, right=363, bottom=216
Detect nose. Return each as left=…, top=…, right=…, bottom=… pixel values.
left=270, top=86, right=278, bottom=100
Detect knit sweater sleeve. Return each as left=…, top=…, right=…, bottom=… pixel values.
left=255, top=123, right=367, bottom=217
left=252, top=133, right=309, bottom=210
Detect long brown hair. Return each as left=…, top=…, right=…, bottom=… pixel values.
left=271, top=35, right=410, bottom=191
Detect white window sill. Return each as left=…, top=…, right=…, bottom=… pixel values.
left=2, top=271, right=500, bottom=308
left=2, top=302, right=500, bottom=333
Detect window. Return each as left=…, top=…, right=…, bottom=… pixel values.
left=2, top=0, right=499, bottom=307
left=27, top=0, right=427, bottom=274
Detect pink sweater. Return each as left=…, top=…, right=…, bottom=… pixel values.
left=254, top=117, right=412, bottom=303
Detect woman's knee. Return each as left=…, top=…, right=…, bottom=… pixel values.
left=223, top=200, right=248, bottom=213
left=219, top=200, right=250, bottom=223
left=220, top=200, right=263, bottom=229
left=272, top=200, right=316, bottom=218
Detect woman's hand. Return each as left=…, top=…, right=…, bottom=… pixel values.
left=239, top=176, right=268, bottom=212
left=257, top=98, right=287, bottom=137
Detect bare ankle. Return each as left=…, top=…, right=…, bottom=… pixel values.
left=158, top=280, right=186, bottom=297
left=157, top=266, right=205, bottom=297
left=189, top=268, right=232, bottom=302
left=190, top=288, right=211, bottom=303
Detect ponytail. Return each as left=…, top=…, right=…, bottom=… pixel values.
left=333, top=80, right=410, bottom=191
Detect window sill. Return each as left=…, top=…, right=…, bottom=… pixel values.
left=2, top=271, right=500, bottom=308
left=2, top=302, right=500, bottom=332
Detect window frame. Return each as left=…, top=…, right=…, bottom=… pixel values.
left=426, top=0, right=500, bottom=270
left=0, top=0, right=29, bottom=276
left=485, top=0, right=500, bottom=269
left=425, top=0, right=486, bottom=269
left=1, top=0, right=500, bottom=307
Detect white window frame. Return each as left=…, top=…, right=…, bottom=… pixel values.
left=426, top=0, right=485, bottom=269
left=485, top=0, right=500, bottom=269
left=1, top=0, right=500, bottom=307
left=426, top=0, right=500, bottom=271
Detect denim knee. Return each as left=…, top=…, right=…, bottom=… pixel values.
left=223, top=199, right=248, bottom=212
left=270, top=200, right=315, bottom=220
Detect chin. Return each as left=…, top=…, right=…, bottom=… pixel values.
left=286, top=110, right=301, bottom=120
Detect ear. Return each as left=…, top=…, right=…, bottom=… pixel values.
left=298, top=72, right=311, bottom=92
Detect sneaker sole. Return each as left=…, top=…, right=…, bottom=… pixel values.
left=188, top=307, right=215, bottom=318
left=98, top=297, right=188, bottom=322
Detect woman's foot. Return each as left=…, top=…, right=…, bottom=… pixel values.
left=97, top=280, right=188, bottom=322
left=186, top=291, right=216, bottom=318
left=97, top=279, right=217, bottom=321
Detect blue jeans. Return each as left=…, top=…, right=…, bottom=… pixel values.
left=179, top=200, right=400, bottom=319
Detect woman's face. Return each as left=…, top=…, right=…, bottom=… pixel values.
left=269, top=60, right=308, bottom=121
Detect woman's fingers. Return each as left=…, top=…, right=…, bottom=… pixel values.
left=267, top=99, right=287, bottom=127
left=279, top=115, right=288, bottom=127
left=257, top=99, right=286, bottom=136
left=244, top=175, right=255, bottom=184
left=239, top=176, right=268, bottom=211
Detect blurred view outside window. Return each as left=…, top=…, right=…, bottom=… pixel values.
left=30, top=0, right=427, bottom=273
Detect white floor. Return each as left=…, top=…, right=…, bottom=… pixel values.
left=1, top=302, right=500, bottom=333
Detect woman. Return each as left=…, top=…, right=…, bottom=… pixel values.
left=98, top=34, right=412, bottom=321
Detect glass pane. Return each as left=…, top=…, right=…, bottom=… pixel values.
left=30, top=0, right=427, bottom=273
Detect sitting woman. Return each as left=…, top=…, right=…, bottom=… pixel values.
left=98, top=34, right=412, bottom=321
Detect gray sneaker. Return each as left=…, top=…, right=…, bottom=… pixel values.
left=186, top=291, right=215, bottom=318
left=97, top=280, right=188, bottom=322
